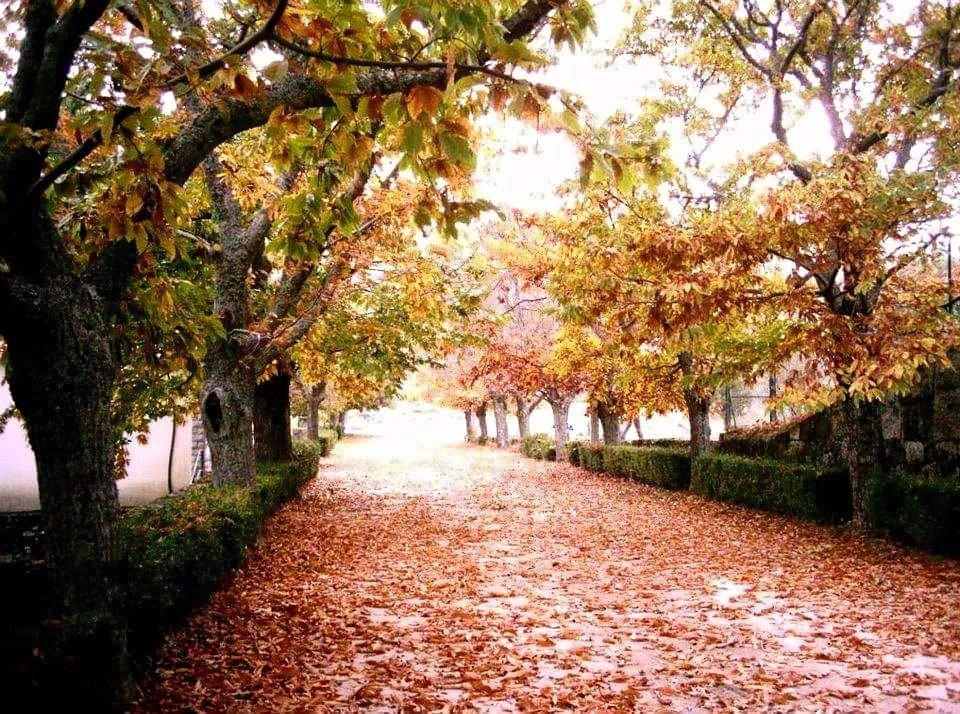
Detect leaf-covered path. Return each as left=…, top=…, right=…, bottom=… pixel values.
left=135, top=437, right=960, bottom=712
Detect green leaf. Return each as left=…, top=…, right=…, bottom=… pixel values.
left=440, top=133, right=475, bottom=169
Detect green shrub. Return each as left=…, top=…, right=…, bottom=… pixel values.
left=521, top=434, right=556, bottom=461
left=118, top=442, right=321, bottom=655
left=577, top=443, right=605, bottom=472
left=631, top=438, right=688, bottom=450
left=868, top=473, right=960, bottom=555
left=603, top=446, right=692, bottom=490
left=315, top=428, right=339, bottom=457
left=691, top=453, right=850, bottom=522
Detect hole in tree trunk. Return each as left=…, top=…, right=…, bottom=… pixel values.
left=204, top=391, right=223, bottom=433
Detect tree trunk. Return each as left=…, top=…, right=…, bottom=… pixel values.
left=337, top=409, right=347, bottom=437
left=633, top=416, right=644, bottom=440
left=723, top=386, right=734, bottom=432
left=769, top=374, right=779, bottom=423
left=2, top=271, right=132, bottom=710
left=679, top=352, right=712, bottom=458
left=254, top=368, right=293, bottom=462
left=515, top=396, right=531, bottom=439
left=684, top=391, right=712, bottom=458
left=464, top=409, right=477, bottom=441
left=476, top=403, right=489, bottom=440
left=589, top=410, right=600, bottom=444
left=836, top=398, right=886, bottom=529
left=201, top=349, right=256, bottom=486
left=306, top=383, right=325, bottom=441
left=550, top=398, right=572, bottom=460
left=200, top=154, right=259, bottom=485
left=596, top=401, right=621, bottom=445
left=492, top=393, right=509, bottom=447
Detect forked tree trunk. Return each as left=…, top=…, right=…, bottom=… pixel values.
left=549, top=398, right=572, bottom=460
left=200, top=154, right=258, bottom=485
left=492, top=393, right=509, bottom=447
left=464, top=409, right=477, bottom=441
left=476, top=403, right=489, bottom=440
left=254, top=368, right=293, bottom=462
left=589, top=410, right=600, bottom=444
left=3, top=267, right=132, bottom=710
left=836, top=398, right=886, bottom=529
left=306, top=382, right=325, bottom=441
left=597, top=401, right=621, bottom=445
left=633, top=416, right=644, bottom=440
left=515, top=395, right=531, bottom=439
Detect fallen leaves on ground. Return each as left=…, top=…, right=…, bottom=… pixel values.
left=134, top=437, right=960, bottom=712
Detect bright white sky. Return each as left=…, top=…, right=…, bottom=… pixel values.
left=473, top=0, right=842, bottom=212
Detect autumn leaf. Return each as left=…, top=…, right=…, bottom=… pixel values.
left=405, top=85, right=444, bottom=119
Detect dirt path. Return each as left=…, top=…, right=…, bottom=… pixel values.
left=135, top=436, right=960, bottom=712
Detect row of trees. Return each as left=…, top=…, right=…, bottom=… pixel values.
left=431, top=0, right=960, bottom=531
left=0, top=0, right=599, bottom=706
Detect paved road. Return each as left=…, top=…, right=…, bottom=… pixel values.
left=136, top=436, right=960, bottom=712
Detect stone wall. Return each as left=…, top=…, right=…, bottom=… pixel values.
left=718, top=351, right=960, bottom=478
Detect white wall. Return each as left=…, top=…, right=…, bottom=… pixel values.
left=0, top=380, right=193, bottom=512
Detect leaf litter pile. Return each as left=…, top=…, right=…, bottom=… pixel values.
left=135, top=437, right=960, bottom=711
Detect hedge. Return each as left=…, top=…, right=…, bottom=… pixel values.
left=119, top=439, right=324, bottom=655
left=316, top=428, right=339, bottom=457
left=521, top=434, right=556, bottom=461
left=690, top=453, right=851, bottom=523
left=602, top=446, right=692, bottom=490
left=868, top=473, right=960, bottom=555
left=567, top=441, right=598, bottom=470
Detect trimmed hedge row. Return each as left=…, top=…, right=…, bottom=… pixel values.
left=691, top=453, right=850, bottom=523
left=542, top=440, right=848, bottom=522
left=316, top=428, right=339, bottom=456
left=603, top=446, right=692, bottom=490
left=868, top=473, right=960, bottom=555
left=119, top=439, right=324, bottom=654
left=569, top=442, right=690, bottom=489
left=521, top=434, right=556, bottom=461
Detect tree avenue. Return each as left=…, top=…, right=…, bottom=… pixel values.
left=2, top=0, right=960, bottom=708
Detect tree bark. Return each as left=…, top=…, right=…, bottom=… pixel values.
left=3, top=280, right=132, bottom=710
left=723, top=386, right=735, bottom=432
left=679, top=352, right=712, bottom=458
left=476, top=403, right=489, bottom=440
left=596, top=401, right=621, bottom=445
left=549, top=398, right=572, bottom=460
left=306, top=382, right=325, bottom=441
left=254, top=367, right=293, bottom=462
left=337, top=409, right=347, bottom=437
left=464, top=409, right=477, bottom=441
left=589, top=410, right=600, bottom=444
left=515, top=396, right=531, bottom=439
left=836, top=398, right=886, bottom=529
left=492, top=393, right=509, bottom=447
left=201, top=347, right=256, bottom=486
left=633, top=416, right=644, bottom=440
left=769, top=374, right=779, bottom=423
left=200, top=153, right=260, bottom=484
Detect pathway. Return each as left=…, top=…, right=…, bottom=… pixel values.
left=135, top=436, right=960, bottom=712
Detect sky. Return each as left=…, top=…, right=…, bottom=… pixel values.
left=472, top=0, right=840, bottom=213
